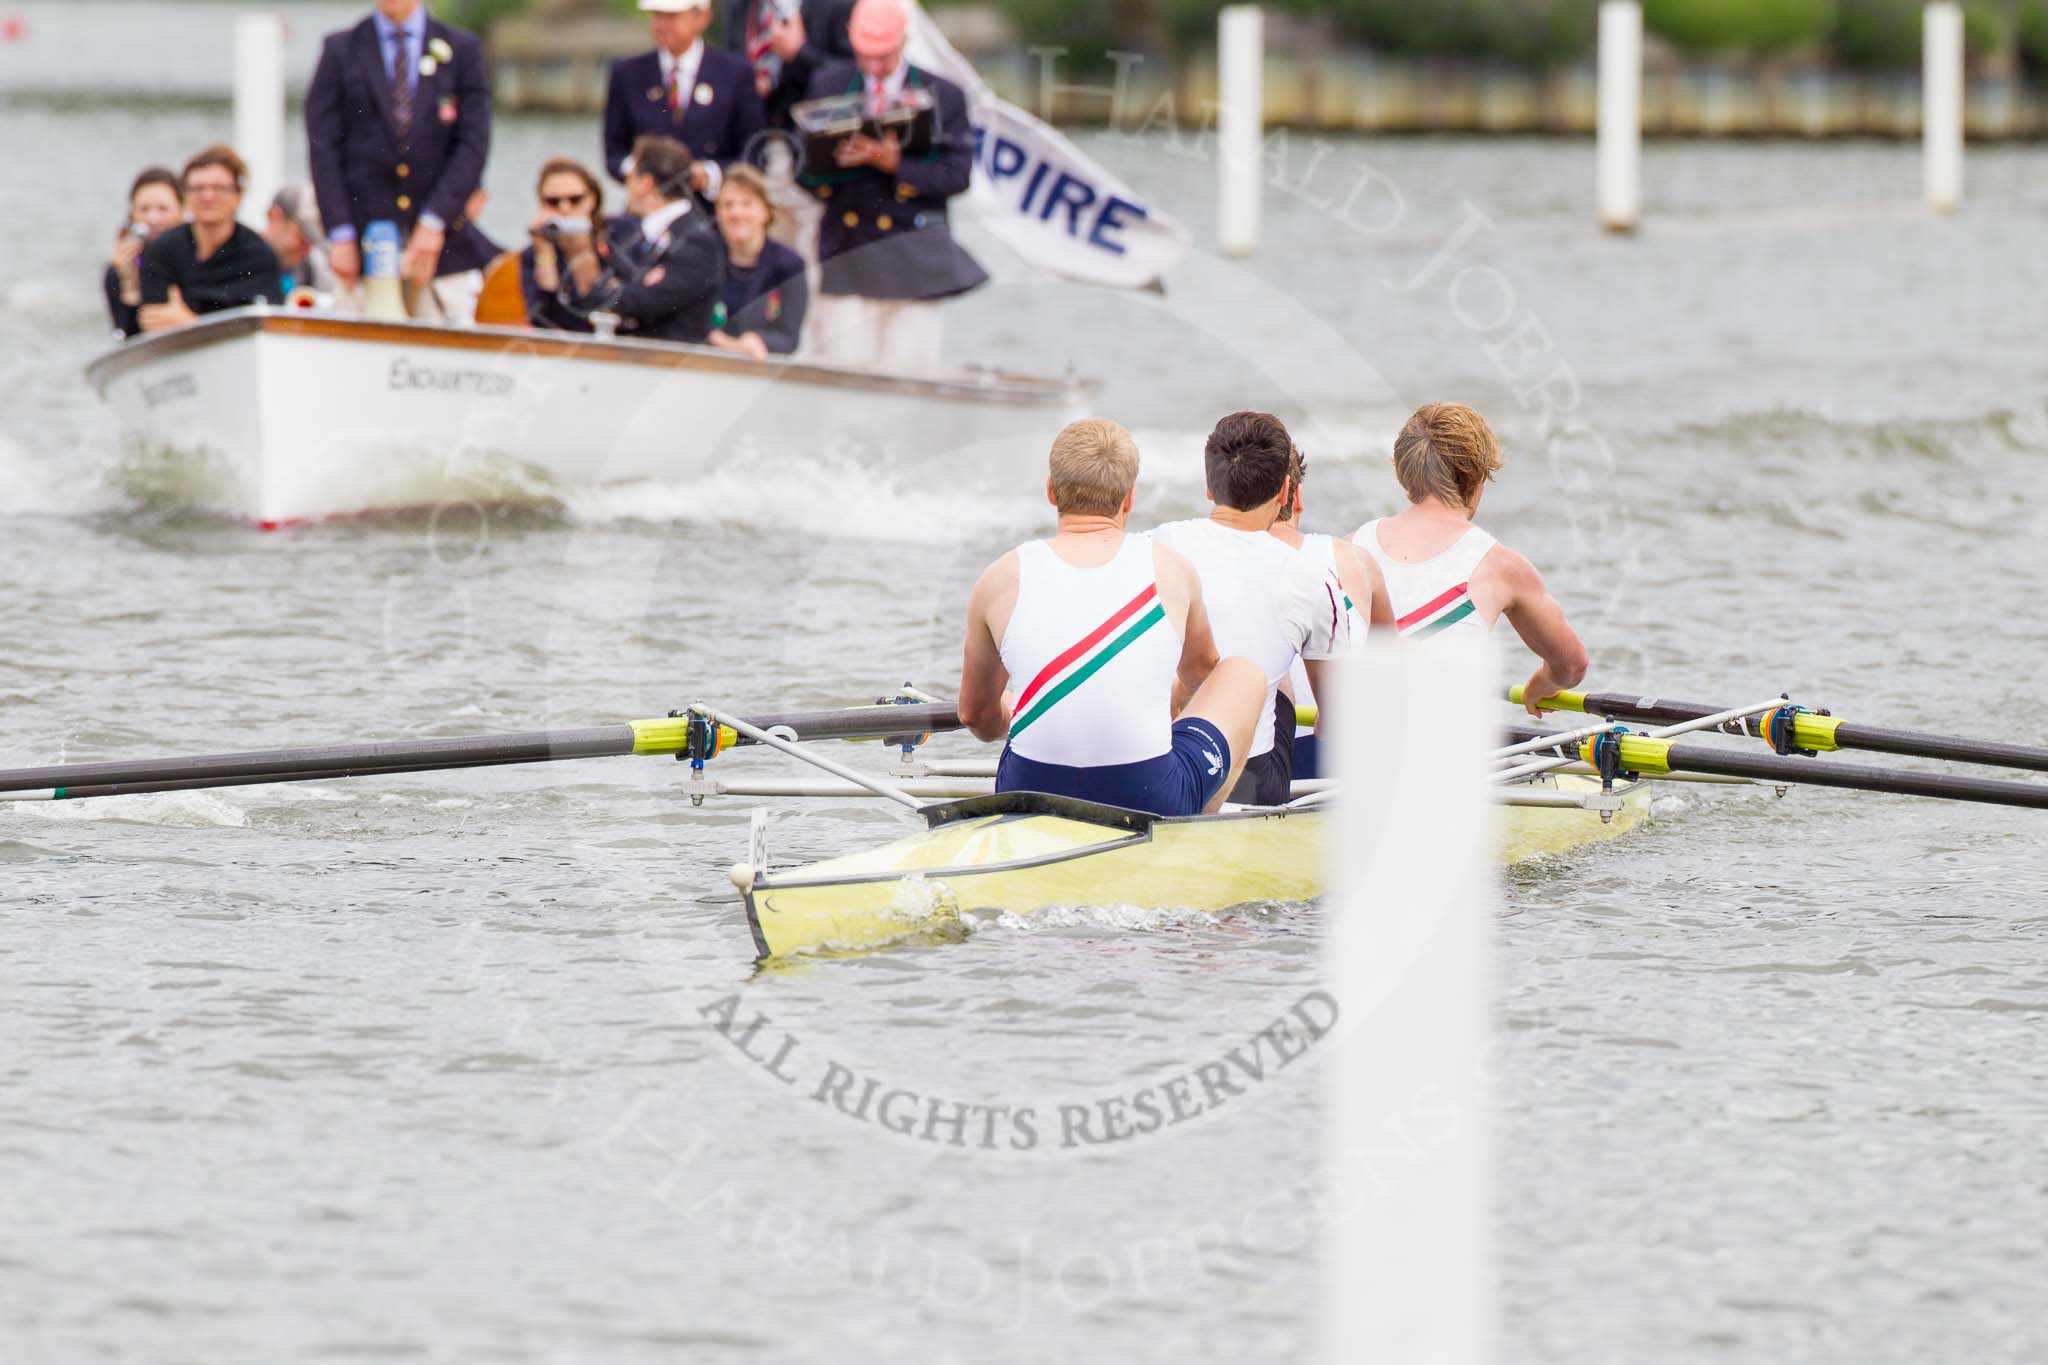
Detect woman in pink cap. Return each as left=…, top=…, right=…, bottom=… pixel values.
left=798, top=0, right=986, bottom=373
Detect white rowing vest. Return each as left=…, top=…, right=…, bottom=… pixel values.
left=1354, top=518, right=1498, bottom=639
left=1151, top=518, right=1348, bottom=759
left=1288, top=533, right=1368, bottom=736
left=999, top=534, right=1182, bottom=767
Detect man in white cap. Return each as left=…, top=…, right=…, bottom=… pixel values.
left=603, top=0, right=766, bottom=198
left=800, top=0, right=985, bottom=373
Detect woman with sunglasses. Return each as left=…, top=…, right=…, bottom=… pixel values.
left=521, top=157, right=639, bottom=332
left=136, top=144, right=284, bottom=334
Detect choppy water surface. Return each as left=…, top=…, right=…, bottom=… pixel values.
left=4, top=103, right=2047, bottom=1362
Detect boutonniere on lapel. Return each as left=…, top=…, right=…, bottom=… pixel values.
left=693, top=82, right=714, bottom=106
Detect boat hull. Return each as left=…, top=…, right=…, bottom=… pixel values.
left=86, top=310, right=1095, bottom=526
left=743, top=775, right=1652, bottom=957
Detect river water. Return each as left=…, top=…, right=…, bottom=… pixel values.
left=3, top=94, right=2047, bottom=1362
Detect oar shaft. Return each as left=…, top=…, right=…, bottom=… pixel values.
left=1672, top=746, right=2048, bottom=808
left=0, top=726, right=639, bottom=795
left=13, top=756, right=542, bottom=802
left=1503, top=723, right=2048, bottom=810
left=1827, top=721, right=2048, bottom=773
left=1519, top=689, right=2048, bottom=774
left=0, top=702, right=970, bottom=802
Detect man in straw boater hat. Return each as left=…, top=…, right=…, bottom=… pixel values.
left=1352, top=402, right=1588, bottom=716
left=957, top=420, right=1269, bottom=817
left=603, top=0, right=766, bottom=196
left=1149, top=412, right=1358, bottom=807
left=800, top=0, right=986, bottom=372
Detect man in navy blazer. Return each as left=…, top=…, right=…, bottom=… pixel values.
left=801, top=0, right=985, bottom=372
left=305, top=0, right=497, bottom=315
left=603, top=0, right=766, bottom=199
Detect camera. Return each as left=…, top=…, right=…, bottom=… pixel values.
left=126, top=221, right=151, bottom=240
left=542, top=215, right=593, bottom=240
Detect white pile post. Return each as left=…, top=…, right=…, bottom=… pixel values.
left=1217, top=5, right=1264, bottom=258
left=1924, top=2, right=1964, bottom=214
left=233, top=11, right=287, bottom=230
left=1321, top=638, right=1499, bottom=1364
left=1596, top=0, right=1642, bottom=233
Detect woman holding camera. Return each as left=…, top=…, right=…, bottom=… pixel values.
left=137, top=144, right=284, bottom=333
left=105, top=168, right=185, bottom=339
left=521, top=158, right=638, bottom=333
left=707, top=165, right=807, bottom=361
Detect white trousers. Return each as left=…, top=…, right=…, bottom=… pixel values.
left=809, top=295, right=946, bottom=375
left=333, top=270, right=483, bottom=324
left=419, top=270, right=483, bottom=324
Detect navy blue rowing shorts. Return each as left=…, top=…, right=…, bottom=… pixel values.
left=995, top=717, right=1232, bottom=817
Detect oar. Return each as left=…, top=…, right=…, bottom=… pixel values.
left=1502, top=722, right=2048, bottom=810
left=0, top=702, right=963, bottom=802
left=1512, top=686, right=2048, bottom=774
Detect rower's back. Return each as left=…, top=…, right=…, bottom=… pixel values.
left=1355, top=400, right=1513, bottom=639
left=998, top=533, right=1181, bottom=766
left=1151, top=517, right=1347, bottom=759
left=1355, top=401, right=1588, bottom=712
left=1354, top=514, right=1499, bottom=639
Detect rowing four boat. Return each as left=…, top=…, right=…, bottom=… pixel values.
left=7, top=687, right=2043, bottom=962
left=738, top=772, right=1655, bottom=958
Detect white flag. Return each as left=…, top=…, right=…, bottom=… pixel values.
left=906, top=7, right=1190, bottom=290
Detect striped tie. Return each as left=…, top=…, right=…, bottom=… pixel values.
left=389, top=31, right=412, bottom=136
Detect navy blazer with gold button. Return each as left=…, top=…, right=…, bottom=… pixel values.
left=800, top=61, right=986, bottom=303
left=603, top=46, right=767, bottom=184
left=304, top=12, right=498, bottom=276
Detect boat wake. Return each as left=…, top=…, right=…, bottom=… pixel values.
left=555, top=438, right=1042, bottom=543
left=11, top=790, right=250, bottom=829
left=99, top=431, right=1049, bottom=542
left=966, top=899, right=1297, bottom=939
left=0, top=432, right=99, bottom=517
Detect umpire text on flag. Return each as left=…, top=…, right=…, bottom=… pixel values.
left=904, top=6, right=1190, bottom=291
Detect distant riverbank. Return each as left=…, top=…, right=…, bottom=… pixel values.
left=3, top=0, right=2044, bottom=138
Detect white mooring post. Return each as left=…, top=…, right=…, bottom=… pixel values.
left=233, top=11, right=287, bottom=230
left=1923, top=2, right=1964, bottom=214
left=1322, top=638, right=1499, bottom=1365
left=1596, top=0, right=1642, bottom=233
left=1217, top=4, right=1264, bottom=258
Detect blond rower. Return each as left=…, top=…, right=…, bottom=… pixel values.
left=957, top=420, right=1268, bottom=816
left=1353, top=402, right=1588, bottom=716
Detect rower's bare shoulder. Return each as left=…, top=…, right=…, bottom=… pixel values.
left=1330, top=535, right=1379, bottom=585
left=1150, top=540, right=1199, bottom=590
left=1474, top=542, right=1545, bottom=606
left=967, top=550, right=1020, bottom=613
